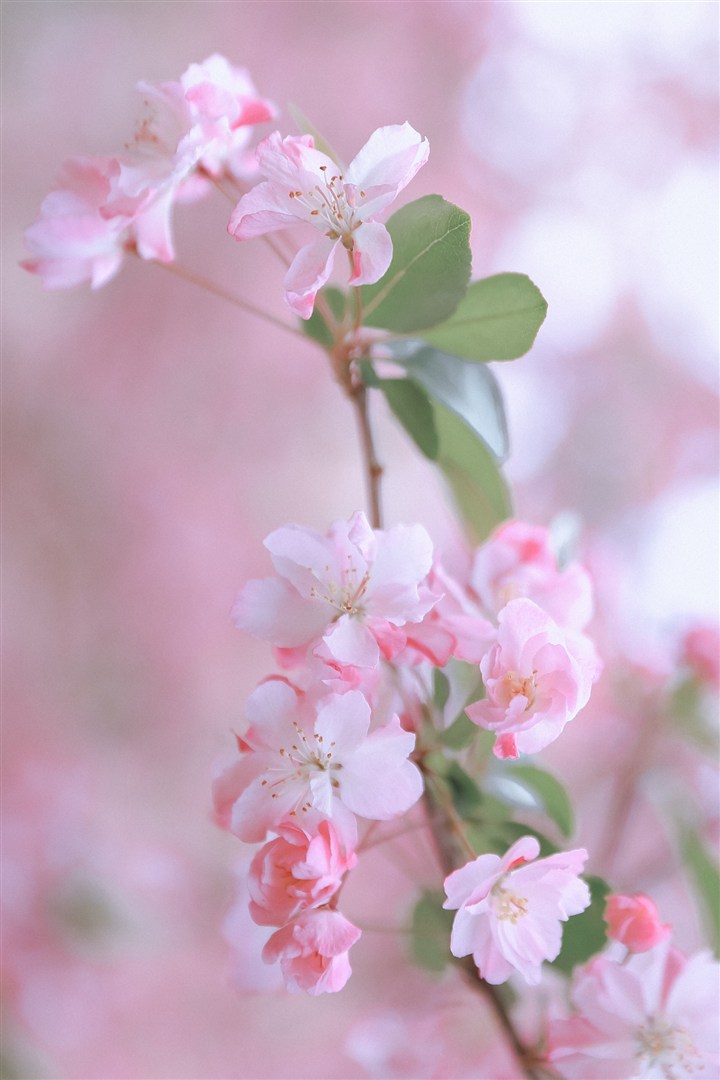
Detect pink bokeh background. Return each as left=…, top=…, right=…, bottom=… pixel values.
left=3, top=3, right=718, bottom=1077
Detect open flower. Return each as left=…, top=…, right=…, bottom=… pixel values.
left=547, top=938, right=720, bottom=1078
left=232, top=510, right=437, bottom=669
left=443, top=835, right=590, bottom=986
left=263, top=909, right=361, bottom=996
left=216, top=680, right=423, bottom=843
left=466, top=597, right=600, bottom=759
left=227, top=123, right=429, bottom=317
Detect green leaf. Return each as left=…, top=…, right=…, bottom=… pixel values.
left=445, top=761, right=484, bottom=818
left=433, top=401, right=512, bottom=542
left=500, top=764, right=575, bottom=838
left=553, top=876, right=611, bottom=974
left=301, top=286, right=345, bottom=348
left=390, top=343, right=509, bottom=462
left=438, top=713, right=477, bottom=750
left=361, top=195, right=472, bottom=332
left=380, top=378, right=439, bottom=459
left=410, top=890, right=454, bottom=973
left=680, top=826, right=720, bottom=953
left=422, top=273, right=548, bottom=362
left=433, top=669, right=450, bottom=712
left=287, top=104, right=345, bottom=167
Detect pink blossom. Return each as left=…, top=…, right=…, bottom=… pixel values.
left=401, top=562, right=496, bottom=667
left=604, top=893, right=671, bottom=953
left=248, top=814, right=357, bottom=926
left=547, top=938, right=720, bottom=1078
left=215, top=679, right=423, bottom=843
left=227, top=123, right=429, bottom=317
left=22, top=157, right=130, bottom=289
left=470, top=521, right=594, bottom=631
left=443, top=835, right=590, bottom=986
left=263, top=909, right=361, bottom=995
left=466, top=598, right=600, bottom=759
left=232, top=511, right=437, bottom=669
left=682, top=624, right=720, bottom=688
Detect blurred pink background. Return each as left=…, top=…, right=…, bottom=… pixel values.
left=3, top=3, right=718, bottom=1077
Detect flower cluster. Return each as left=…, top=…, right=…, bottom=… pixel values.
left=22, top=55, right=275, bottom=289
left=214, top=512, right=602, bottom=994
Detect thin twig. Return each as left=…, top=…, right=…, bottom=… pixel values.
left=150, top=259, right=304, bottom=339
left=350, top=383, right=383, bottom=528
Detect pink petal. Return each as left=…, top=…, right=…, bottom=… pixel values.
left=348, top=221, right=393, bottom=286
left=314, top=690, right=371, bottom=756
left=346, top=122, right=429, bottom=216
left=284, top=236, right=339, bottom=319
left=228, top=180, right=301, bottom=240
left=232, top=576, right=329, bottom=648
left=323, top=616, right=379, bottom=668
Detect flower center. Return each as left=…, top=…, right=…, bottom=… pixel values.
left=310, top=559, right=371, bottom=619
left=288, top=166, right=365, bottom=245
left=261, top=722, right=341, bottom=813
left=490, top=883, right=529, bottom=923
left=636, top=1017, right=702, bottom=1077
left=500, top=670, right=537, bottom=710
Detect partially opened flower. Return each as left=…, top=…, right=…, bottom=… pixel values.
left=263, top=909, right=361, bottom=995
left=248, top=814, right=357, bottom=927
left=443, top=835, right=590, bottom=986
left=228, top=123, right=429, bottom=317
left=466, top=597, right=600, bottom=759
left=604, top=893, right=670, bottom=953
left=547, top=938, right=720, bottom=1078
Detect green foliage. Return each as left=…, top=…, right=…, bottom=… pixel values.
left=680, top=826, right=720, bottom=954
left=301, top=286, right=346, bottom=348
left=422, top=273, right=548, bottom=361
left=501, top=764, right=575, bottom=838
left=361, top=196, right=472, bottom=332
left=380, top=378, right=439, bottom=459
left=553, top=875, right=611, bottom=974
left=437, top=713, right=477, bottom=750
left=433, top=401, right=512, bottom=542
left=410, top=890, right=454, bottom=973
left=391, top=344, right=509, bottom=462
left=433, top=669, right=451, bottom=712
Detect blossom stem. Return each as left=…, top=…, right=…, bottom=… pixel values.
left=350, top=383, right=383, bottom=529
left=421, top=774, right=545, bottom=1080
left=150, top=259, right=305, bottom=339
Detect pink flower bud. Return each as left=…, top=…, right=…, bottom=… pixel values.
left=604, top=893, right=671, bottom=952
left=263, top=909, right=361, bottom=995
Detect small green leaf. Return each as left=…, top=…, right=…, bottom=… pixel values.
left=446, top=761, right=484, bottom=818
left=361, top=195, right=472, bottom=332
left=433, top=669, right=450, bottom=711
left=502, top=764, right=575, bottom=838
left=287, top=104, right=345, bottom=166
left=422, top=273, right=548, bottom=362
left=380, top=378, right=439, bottom=460
left=301, top=286, right=346, bottom=347
left=410, top=890, right=454, bottom=973
left=438, top=713, right=477, bottom=750
left=433, top=401, right=512, bottom=542
left=391, top=343, right=509, bottom=462
left=680, top=826, right=720, bottom=953
left=553, top=876, right=611, bottom=974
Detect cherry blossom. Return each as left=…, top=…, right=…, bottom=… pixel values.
left=547, top=938, right=720, bottom=1078
left=470, top=520, right=594, bottom=631
left=604, top=893, right=670, bottom=953
left=465, top=597, right=600, bottom=759
left=443, top=835, right=590, bottom=986
left=248, top=814, right=357, bottom=926
left=215, top=679, right=423, bottom=843
left=232, top=511, right=437, bottom=669
left=263, top=909, right=361, bottom=995
left=227, top=123, right=429, bottom=317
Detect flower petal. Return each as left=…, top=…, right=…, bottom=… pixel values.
left=228, top=180, right=301, bottom=239
left=348, top=221, right=393, bottom=286
left=284, top=235, right=339, bottom=319
left=346, top=122, right=429, bottom=217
